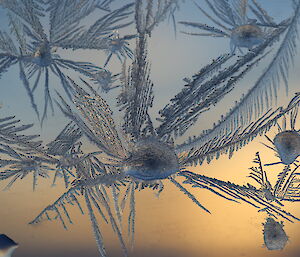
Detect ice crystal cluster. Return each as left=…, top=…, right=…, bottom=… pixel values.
left=0, top=0, right=300, bottom=256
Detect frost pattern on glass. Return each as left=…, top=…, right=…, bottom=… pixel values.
left=263, top=217, right=289, bottom=250
left=0, top=1, right=300, bottom=257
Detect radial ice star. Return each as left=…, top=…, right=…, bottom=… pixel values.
left=0, top=235, right=18, bottom=257
left=180, top=0, right=282, bottom=53
left=103, top=32, right=135, bottom=67
left=30, top=42, right=53, bottom=67
left=91, top=70, right=120, bottom=93
left=0, top=1, right=134, bottom=121
left=263, top=217, right=288, bottom=250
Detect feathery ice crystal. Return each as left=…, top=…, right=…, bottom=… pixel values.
left=247, top=152, right=300, bottom=205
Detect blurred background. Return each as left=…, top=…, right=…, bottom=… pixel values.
left=0, top=1, right=300, bottom=257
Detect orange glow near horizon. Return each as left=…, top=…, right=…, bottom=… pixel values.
left=1, top=137, right=300, bottom=257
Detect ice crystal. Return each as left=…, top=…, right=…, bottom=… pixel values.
left=103, top=32, right=135, bottom=67
left=180, top=0, right=282, bottom=52
left=246, top=152, right=300, bottom=205
left=179, top=93, right=300, bottom=166
left=91, top=69, right=121, bottom=93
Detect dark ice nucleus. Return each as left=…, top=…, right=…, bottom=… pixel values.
left=124, top=138, right=179, bottom=181
left=273, top=130, right=300, bottom=165
left=263, top=218, right=288, bottom=250
left=231, top=24, right=264, bottom=50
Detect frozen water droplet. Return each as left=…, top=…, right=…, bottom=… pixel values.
left=231, top=25, right=264, bottom=49
left=124, top=138, right=179, bottom=181
left=274, top=131, right=300, bottom=165
left=263, top=217, right=288, bottom=250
